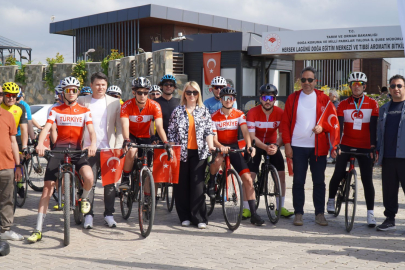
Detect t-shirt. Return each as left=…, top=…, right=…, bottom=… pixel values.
left=155, top=96, right=180, bottom=135
left=0, top=103, right=28, bottom=136
left=246, top=105, right=283, bottom=144
left=212, top=108, right=246, bottom=145
left=384, top=101, right=405, bottom=158
left=337, top=95, right=379, bottom=149
left=204, top=96, right=238, bottom=115
left=47, top=103, right=93, bottom=149
left=17, top=100, right=32, bottom=136
left=0, top=108, right=17, bottom=170
left=83, top=97, right=109, bottom=149
left=120, top=98, right=162, bottom=138
left=187, top=110, right=198, bottom=149
left=291, top=91, right=316, bottom=147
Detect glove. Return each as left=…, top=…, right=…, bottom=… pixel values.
left=122, top=139, right=131, bottom=149
left=164, top=142, right=172, bottom=161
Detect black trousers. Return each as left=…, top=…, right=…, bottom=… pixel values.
left=382, top=158, right=405, bottom=219
left=174, top=149, right=207, bottom=225
left=86, top=152, right=116, bottom=217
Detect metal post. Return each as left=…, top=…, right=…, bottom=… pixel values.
left=137, top=20, right=139, bottom=54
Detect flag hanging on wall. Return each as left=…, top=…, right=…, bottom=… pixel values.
left=203, top=52, right=221, bottom=85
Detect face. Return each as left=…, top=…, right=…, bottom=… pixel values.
left=221, top=94, right=236, bottom=108
left=184, top=86, right=199, bottom=105
left=211, top=85, right=225, bottom=99
left=90, top=78, right=107, bottom=97
left=350, top=81, right=366, bottom=97
left=329, top=93, right=336, bottom=102
left=389, top=78, right=405, bottom=101
left=149, top=91, right=161, bottom=100
left=260, top=94, right=276, bottom=110
left=133, top=87, right=149, bottom=103
left=63, top=86, right=79, bottom=103
left=162, top=81, right=175, bottom=95
left=300, top=71, right=317, bottom=93
left=3, top=92, right=18, bottom=106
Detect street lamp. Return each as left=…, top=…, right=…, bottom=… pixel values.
left=84, top=48, right=95, bottom=61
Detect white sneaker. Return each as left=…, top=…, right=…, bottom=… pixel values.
left=181, top=220, right=191, bottom=227
left=198, top=223, right=207, bottom=229
left=0, top=230, right=24, bottom=241
left=104, top=216, right=117, bottom=228
left=83, top=215, right=93, bottom=229
left=367, top=212, right=376, bottom=228
left=327, top=199, right=335, bottom=214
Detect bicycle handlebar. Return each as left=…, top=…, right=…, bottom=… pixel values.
left=208, top=140, right=256, bottom=165
left=339, top=151, right=370, bottom=157
left=120, top=143, right=172, bottom=161
left=44, top=149, right=91, bottom=159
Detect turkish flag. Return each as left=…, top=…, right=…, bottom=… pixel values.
left=203, top=52, right=221, bottom=85
left=153, top=146, right=181, bottom=184
left=100, top=149, right=126, bottom=186
left=317, top=101, right=340, bottom=151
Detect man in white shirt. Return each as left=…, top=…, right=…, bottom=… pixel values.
left=78, top=72, right=123, bottom=229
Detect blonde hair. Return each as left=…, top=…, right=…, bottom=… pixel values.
left=180, top=81, right=204, bottom=107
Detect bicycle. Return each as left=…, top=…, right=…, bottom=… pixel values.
left=163, top=182, right=175, bottom=212
left=333, top=151, right=369, bottom=232
left=253, top=143, right=282, bottom=224
left=26, top=148, right=47, bottom=192
left=119, top=143, right=172, bottom=238
left=13, top=147, right=35, bottom=212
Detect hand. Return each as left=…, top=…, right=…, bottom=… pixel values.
left=36, top=144, right=46, bottom=157
left=247, top=146, right=256, bottom=158
left=220, top=146, right=230, bottom=154
left=86, top=144, right=97, bottom=157
left=150, top=135, right=158, bottom=145
left=122, top=139, right=131, bottom=153
left=14, top=167, right=22, bottom=182
left=209, top=147, right=217, bottom=153
left=312, top=125, right=323, bottom=134
left=331, top=149, right=337, bottom=159
left=374, top=152, right=379, bottom=164
left=285, top=144, right=293, bottom=159
left=267, top=144, right=278, bottom=156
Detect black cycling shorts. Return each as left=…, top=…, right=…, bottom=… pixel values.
left=129, top=134, right=153, bottom=167
left=16, top=136, right=23, bottom=152
left=44, top=147, right=90, bottom=181
left=222, top=143, right=250, bottom=176
left=248, top=146, right=285, bottom=174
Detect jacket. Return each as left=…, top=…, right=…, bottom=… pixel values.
left=280, top=89, right=330, bottom=156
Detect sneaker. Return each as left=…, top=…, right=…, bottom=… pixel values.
left=53, top=202, right=64, bottom=211
left=83, top=215, right=93, bottom=229
left=181, top=220, right=191, bottom=227
left=198, top=223, right=207, bottom=229
left=367, top=212, right=377, bottom=228
left=104, top=216, right=117, bottom=228
left=27, top=231, right=42, bottom=243
left=327, top=157, right=335, bottom=164
left=250, top=213, right=265, bottom=226
left=207, top=181, right=215, bottom=199
left=0, top=230, right=24, bottom=241
left=119, top=179, right=130, bottom=190
left=242, top=209, right=251, bottom=220
left=79, top=198, right=91, bottom=214
left=17, top=186, right=25, bottom=198
left=278, top=207, right=294, bottom=218
left=293, top=213, right=303, bottom=226
left=376, top=218, right=396, bottom=231
left=327, top=199, right=335, bottom=214
left=315, top=213, right=328, bottom=226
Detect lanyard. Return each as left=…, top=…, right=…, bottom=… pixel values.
left=354, top=96, right=364, bottom=113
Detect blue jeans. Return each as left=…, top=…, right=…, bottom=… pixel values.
left=292, top=146, right=327, bottom=215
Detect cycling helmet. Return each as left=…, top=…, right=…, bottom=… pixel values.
left=55, top=84, right=63, bottom=94
left=259, top=84, right=278, bottom=96
left=107, top=85, right=122, bottom=95
left=219, top=87, right=237, bottom=98
left=131, top=77, right=151, bottom=89
left=61, top=76, right=80, bottom=88
left=80, top=86, right=93, bottom=94
left=2, top=82, right=20, bottom=94
left=17, top=87, right=23, bottom=99
left=160, top=74, right=176, bottom=83
left=211, top=76, right=227, bottom=86
left=149, top=85, right=162, bottom=93
left=348, top=72, right=368, bottom=83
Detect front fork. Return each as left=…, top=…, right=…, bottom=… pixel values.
left=58, top=164, right=75, bottom=210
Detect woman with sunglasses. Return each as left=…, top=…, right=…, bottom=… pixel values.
left=167, top=81, right=215, bottom=229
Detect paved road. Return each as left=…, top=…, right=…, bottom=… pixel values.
left=2, top=160, right=405, bottom=269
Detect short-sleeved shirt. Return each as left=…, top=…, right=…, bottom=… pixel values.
left=155, top=96, right=180, bottom=134
left=17, top=100, right=32, bottom=136
left=246, top=105, right=283, bottom=144
left=0, top=108, right=18, bottom=170
left=47, top=103, right=93, bottom=149
left=212, top=108, right=246, bottom=145
left=204, top=96, right=237, bottom=115
left=337, top=95, right=379, bottom=149
left=120, top=98, right=162, bottom=138
left=0, top=103, right=27, bottom=133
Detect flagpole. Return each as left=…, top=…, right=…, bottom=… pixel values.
left=316, top=100, right=331, bottom=126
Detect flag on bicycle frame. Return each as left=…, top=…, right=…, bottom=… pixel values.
left=152, top=146, right=181, bottom=184
left=317, top=100, right=340, bottom=151
left=100, top=149, right=126, bottom=186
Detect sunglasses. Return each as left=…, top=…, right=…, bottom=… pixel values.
left=109, top=94, right=121, bottom=98
left=261, top=95, right=276, bottom=102
left=185, top=90, right=199, bottom=96
left=163, top=83, right=175, bottom=87
left=150, top=93, right=161, bottom=96
left=64, top=88, right=79, bottom=94
left=221, top=96, right=235, bottom=102
left=301, top=78, right=315, bottom=83
left=136, top=91, right=149, bottom=96
left=5, top=93, right=17, bottom=98
left=351, top=81, right=365, bottom=87
left=212, top=86, right=224, bottom=90
left=390, top=84, right=403, bottom=89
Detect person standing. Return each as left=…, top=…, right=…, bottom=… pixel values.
left=148, top=85, right=162, bottom=100
left=204, top=76, right=237, bottom=114
left=78, top=72, right=123, bottom=229
left=280, top=66, right=331, bottom=226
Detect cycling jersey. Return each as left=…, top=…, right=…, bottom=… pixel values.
left=0, top=103, right=27, bottom=129
left=337, top=95, right=379, bottom=149
left=212, top=108, right=246, bottom=145
left=155, top=96, right=180, bottom=136
left=120, top=98, right=162, bottom=138
left=46, top=103, right=93, bottom=149
left=17, top=100, right=32, bottom=136
left=203, top=96, right=237, bottom=115
left=246, top=105, right=283, bottom=144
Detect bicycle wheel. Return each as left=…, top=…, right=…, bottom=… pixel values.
left=264, top=166, right=281, bottom=224
left=27, top=155, right=46, bottom=192
left=120, top=189, right=133, bottom=220
left=13, top=181, right=17, bottom=214
left=345, top=170, right=357, bottom=232
left=63, top=172, right=71, bottom=246
left=139, top=169, right=155, bottom=238
left=15, top=165, right=28, bottom=208
left=254, top=173, right=261, bottom=210
left=166, top=183, right=175, bottom=212
left=73, top=175, right=83, bottom=225
left=334, top=173, right=347, bottom=217
left=222, top=168, right=243, bottom=231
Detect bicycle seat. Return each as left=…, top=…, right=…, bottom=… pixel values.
left=0, top=241, right=10, bottom=256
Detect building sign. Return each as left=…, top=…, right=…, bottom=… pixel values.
left=261, top=26, right=404, bottom=55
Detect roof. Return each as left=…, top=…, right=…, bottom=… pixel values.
left=0, top=36, right=31, bottom=50
left=50, top=4, right=289, bottom=36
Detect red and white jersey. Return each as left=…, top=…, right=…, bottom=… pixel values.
left=120, top=98, right=162, bottom=138
left=47, top=103, right=93, bottom=149
left=337, top=95, right=379, bottom=148
left=246, top=105, right=283, bottom=144
left=212, top=108, right=246, bottom=145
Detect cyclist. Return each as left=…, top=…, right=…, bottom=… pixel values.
left=247, top=84, right=294, bottom=219
left=327, top=72, right=378, bottom=227
left=80, top=86, right=93, bottom=97
left=208, top=87, right=264, bottom=225
left=17, top=88, right=36, bottom=142
left=106, top=85, right=124, bottom=105
left=204, top=76, right=237, bottom=114
left=119, top=77, right=171, bottom=189
left=149, top=85, right=162, bottom=100
left=27, top=76, right=97, bottom=243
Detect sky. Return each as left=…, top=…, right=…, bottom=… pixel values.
left=0, top=0, right=403, bottom=75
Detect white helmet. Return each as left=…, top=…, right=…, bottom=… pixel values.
left=149, top=85, right=162, bottom=93
left=211, top=76, right=227, bottom=86
left=107, top=85, right=122, bottom=95
left=348, top=72, right=367, bottom=83
left=61, top=76, right=80, bottom=88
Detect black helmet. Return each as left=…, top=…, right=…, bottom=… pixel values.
left=219, top=87, right=237, bottom=98
left=131, top=77, right=151, bottom=89
left=259, top=84, right=278, bottom=96
left=0, top=241, right=10, bottom=256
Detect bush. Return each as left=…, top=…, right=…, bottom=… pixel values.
left=44, top=53, right=64, bottom=91
left=101, top=49, right=124, bottom=77
left=72, top=60, right=87, bottom=89
left=5, top=56, right=17, bottom=66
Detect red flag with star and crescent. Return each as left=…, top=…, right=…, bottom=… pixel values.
left=100, top=149, right=126, bottom=186
left=203, top=52, right=221, bottom=85
left=317, top=101, right=340, bottom=151
left=152, top=146, right=181, bottom=184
